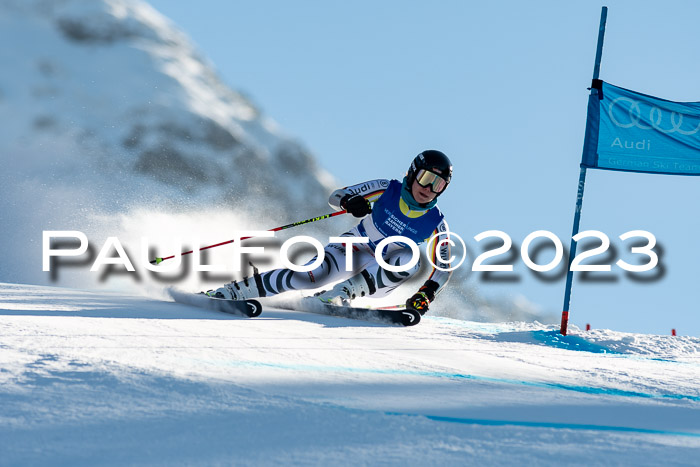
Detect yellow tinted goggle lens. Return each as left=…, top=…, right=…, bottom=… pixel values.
left=415, top=169, right=447, bottom=193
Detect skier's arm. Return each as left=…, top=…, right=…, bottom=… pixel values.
left=426, top=219, right=453, bottom=295
left=407, top=219, right=453, bottom=312
left=328, top=179, right=389, bottom=211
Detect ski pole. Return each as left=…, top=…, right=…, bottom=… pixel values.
left=149, top=210, right=348, bottom=265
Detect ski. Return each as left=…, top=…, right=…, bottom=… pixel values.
left=273, top=298, right=421, bottom=326
left=168, top=289, right=263, bottom=318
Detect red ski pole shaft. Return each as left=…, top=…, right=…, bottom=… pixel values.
left=149, top=210, right=348, bottom=265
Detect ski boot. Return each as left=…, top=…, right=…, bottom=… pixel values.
left=314, top=274, right=373, bottom=306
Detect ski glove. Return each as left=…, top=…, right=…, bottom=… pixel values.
left=406, top=280, right=439, bottom=315
left=406, top=292, right=430, bottom=314
left=340, top=193, right=372, bottom=218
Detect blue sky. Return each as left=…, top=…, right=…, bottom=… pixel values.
left=148, top=0, right=700, bottom=335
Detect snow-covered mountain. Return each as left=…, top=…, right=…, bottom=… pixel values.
left=0, top=0, right=334, bottom=209
left=0, top=0, right=339, bottom=285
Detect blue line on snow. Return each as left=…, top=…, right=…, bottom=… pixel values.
left=388, top=413, right=700, bottom=438
left=529, top=330, right=619, bottom=354
left=205, top=359, right=700, bottom=402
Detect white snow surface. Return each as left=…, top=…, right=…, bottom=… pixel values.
left=1, top=282, right=699, bottom=466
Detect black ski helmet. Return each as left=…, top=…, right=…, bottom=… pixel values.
left=407, top=150, right=453, bottom=194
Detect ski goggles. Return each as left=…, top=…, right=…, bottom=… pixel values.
left=415, top=169, right=449, bottom=193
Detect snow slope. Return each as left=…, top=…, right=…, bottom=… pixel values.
left=1, top=282, right=699, bottom=465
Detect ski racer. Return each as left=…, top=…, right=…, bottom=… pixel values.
left=209, top=150, right=453, bottom=314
